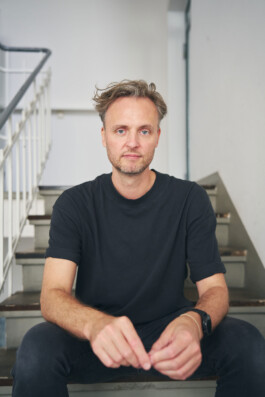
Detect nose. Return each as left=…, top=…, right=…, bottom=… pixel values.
left=126, top=131, right=140, bottom=149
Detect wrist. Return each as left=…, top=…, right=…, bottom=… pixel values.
left=180, top=312, right=203, bottom=340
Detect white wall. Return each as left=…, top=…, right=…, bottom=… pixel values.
left=0, top=0, right=170, bottom=185
left=190, top=0, right=265, bottom=267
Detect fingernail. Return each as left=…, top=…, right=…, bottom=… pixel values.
left=143, top=363, right=151, bottom=370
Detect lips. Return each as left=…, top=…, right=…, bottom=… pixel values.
left=122, top=153, right=141, bottom=159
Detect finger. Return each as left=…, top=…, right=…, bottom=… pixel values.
left=114, top=334, right=141, bottom=368
left=156, top=358, right=202, bottom=381
left=154, top=346, right=202, bottom=379
left=150, top=341, right=184, bottom=365
left=101, top=340, right=124, bottom=365
left=121, top=319, right=151, bottom=370
left=95, top=347, right=120, bottom=368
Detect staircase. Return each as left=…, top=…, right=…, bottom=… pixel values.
left=0, top=182, right=265, bottom=397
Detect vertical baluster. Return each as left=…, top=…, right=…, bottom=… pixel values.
left=40, top=87, right=44, bottom=166
left=47, top=71, right=52, bottom=150
left=15, top=123, right=20, bottom=238
left=7, top=117, right=13, bottom=295
left=0, top=150, right=4, bottom=289
left=37, top=93, right=41, bottom=176
left=21, top=113, right=27, bottom=219
left=28, top=108, right=33, bottom=201
left=33, top=80, right=38, bottom=187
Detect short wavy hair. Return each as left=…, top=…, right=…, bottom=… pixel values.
left=93, top=79, right=167, bottom=125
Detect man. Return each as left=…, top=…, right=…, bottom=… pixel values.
left=12, top=80, right=265, bottom=396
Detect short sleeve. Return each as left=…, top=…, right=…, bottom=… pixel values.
left=186, top=184, right=226, bottom=283
left=45, top=191, right=81, bottom=265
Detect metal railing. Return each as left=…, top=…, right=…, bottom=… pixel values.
left=0, top=42, right=52, bottom=295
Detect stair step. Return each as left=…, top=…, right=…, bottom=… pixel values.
left=38, top=185, right=70, bottom=215
left=201, top=184, right=217, bottom=212
left=27, top=213, right=231, bottom=249
left=0, top=346, right=217, bottom=395
left=15, top=246, right=247, bottom=292
left=1, top=291, right=264, bottom=349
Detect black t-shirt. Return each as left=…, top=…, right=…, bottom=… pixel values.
left=45, top=170, right=225, bottom=325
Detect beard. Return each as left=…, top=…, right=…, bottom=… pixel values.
left=106, top=148, right=155, bottom=176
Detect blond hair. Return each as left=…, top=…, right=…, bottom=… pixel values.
left=93, top=80, right=167, bottom=125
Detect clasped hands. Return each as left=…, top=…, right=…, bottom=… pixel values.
left=89, top=313, right=202, bottom=380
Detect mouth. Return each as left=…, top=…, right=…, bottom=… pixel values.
left=122, top=153, right=141, bottom=159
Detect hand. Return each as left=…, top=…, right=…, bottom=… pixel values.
left=89, top=313, right=151, bottom=370
left=149, top=316, right=202, bottom=380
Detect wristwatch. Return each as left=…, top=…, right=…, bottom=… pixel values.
left=188, top=308, right=212, bottom=337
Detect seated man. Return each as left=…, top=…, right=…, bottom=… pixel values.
left=12, top=80, right=265, bottom=397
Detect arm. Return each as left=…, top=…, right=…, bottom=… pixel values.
left=41, top=257, right=151, bottom=370
left=149, top=273, right=229, bottom=380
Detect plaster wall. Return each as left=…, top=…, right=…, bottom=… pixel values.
left=190, top=0, right=265, bottom=267
left=0, top=0, right=170, bottom=184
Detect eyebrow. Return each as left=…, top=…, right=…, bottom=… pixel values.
left=112, top=124, right=154, bottom=131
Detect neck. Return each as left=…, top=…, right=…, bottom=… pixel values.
left=111, top=168, right=156, bottom=200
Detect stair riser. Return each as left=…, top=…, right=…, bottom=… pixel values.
left=208, top=194, right=217, bottom=213
left=0, top=382, right=217, bottom=397
left=43, top=195, right=59, bottom=215
left=33, top=225, right=49, bottom=249
left=229, top=309, right=265, bottom=338
left=22, top=266, right=44, bottom=291
left=19, top=259, right=244, bottom=293
left=32, top=221, right=229, bottom=250
left=215, top=223, right=229, bottom=246
left=1, top=309, right=264, bottom=350
left=185, top=261, right=245, bottom=289
left=0, top=313, right=43, bottom=348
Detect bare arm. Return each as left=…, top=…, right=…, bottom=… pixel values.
left=41, top=257, right=151, bottom=370
left=149, top=273, right=229, bottom=380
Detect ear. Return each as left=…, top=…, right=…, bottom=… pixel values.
left=101, top=127, right=106, bottom=147
left=155, top=128, right=161, bottom=148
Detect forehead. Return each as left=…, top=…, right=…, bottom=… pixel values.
left=104, top=96, right=159, bottom=127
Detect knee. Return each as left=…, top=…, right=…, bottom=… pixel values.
left=12, top=322, right=66, bottom=381
left=217, top=317, right=265, bottom=370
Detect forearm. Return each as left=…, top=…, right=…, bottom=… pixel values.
left=40, top=288, right=110, bottom=340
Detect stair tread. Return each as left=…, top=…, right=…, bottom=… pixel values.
left=39, top=185, right=71, bottom=191
left=0, top=348, right=16, bottom=385
left=28, top=215, right=51, bottom=221
left=185, top=288, right=265, bottom=306
left=27, top=213, right=230, bottom=222
left=15, top=246, right=246, bottom=261
left=201, top=184, right=216, bottom=190
left=16, top=249, right=46, bottom=259
left=0, top=292, right=40, bottom=311
left=1, top=291, right=265, bottom=312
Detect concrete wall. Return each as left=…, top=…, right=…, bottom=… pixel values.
left=190, top=0, right=265, bottom=267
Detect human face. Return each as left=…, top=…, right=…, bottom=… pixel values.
left=101, top=97, right=161, bottom=176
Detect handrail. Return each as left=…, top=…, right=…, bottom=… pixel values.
left=0, top=42, right=52, bottom=297
left=0, top=42, right=51, bottom=130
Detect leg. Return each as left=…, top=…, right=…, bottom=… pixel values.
left=12, top=322, right=139, bottom=397
left=192, top=316, right=265, bottom=397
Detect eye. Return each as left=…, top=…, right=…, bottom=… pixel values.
left=140, top=129, right=149, bottom=135
left=116, top=129, right=126, bottom=135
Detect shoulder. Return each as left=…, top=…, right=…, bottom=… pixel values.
left=155, top=170, right=204, bottom=198
left=53, top=173, right=110, bottom=211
